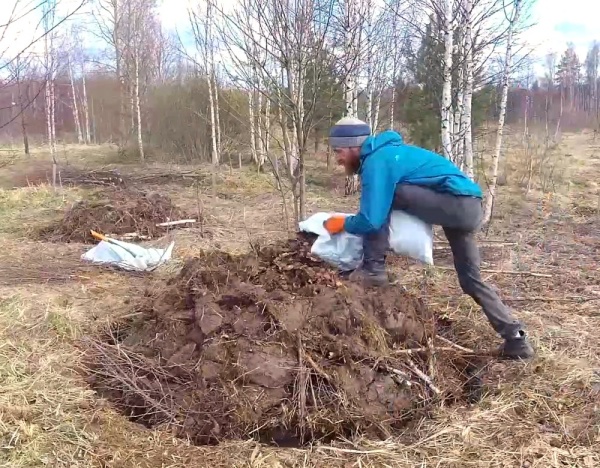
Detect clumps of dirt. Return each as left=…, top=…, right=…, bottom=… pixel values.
left=38, top=188, right=194, bottom=243
left=84, top=233, right=478, bottom=446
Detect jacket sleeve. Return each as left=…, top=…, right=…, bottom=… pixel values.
left=343, top=154, right=397, bottom=235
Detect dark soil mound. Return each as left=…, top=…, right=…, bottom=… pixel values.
left=85, top=233, right=478, bottom=446
left=39, top=189, right=192, bottom=243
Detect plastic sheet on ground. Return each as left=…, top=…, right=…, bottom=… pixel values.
left=299, top=211, right=433, bottom=271
left=81, top=237, right=175, bottom=272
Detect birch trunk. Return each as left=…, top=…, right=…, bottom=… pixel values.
left=343, top=0, right=360, bottom=196
left=207, top=71, right=219, bottom=165
left=441, top=0, right=454, bottom=160
left=134, top=50, right=144, bottom=161
left=81, top=62, right=91, bottom=144
left=206, top=1, right=219, bottom=167
left=15, top=61, right=29, bottom=155
left=365, top=12, right=374, bottom=129
left=263, top=96, right=270, bottom=165
left=129, top=78, right=135, bottom=137
left=482, top=0, right=523, bottom=225
left=461, top=0, right=474, bottom=179
left=213, top=73, right=221, bottom=155
left=256, top=87, right=264, bottom=166
left=68, top=55, right=83, bottom=144
left=50, top=80, right=56, bottom=144
left=248, top=88, right=257, bottom=165
left=453, top=51, right=464, bottom=164
left=113, top=0, right=125, bottom=146
left=44, top=31, right=57, bottom=188
left=390, top=86, right=395, bottom=129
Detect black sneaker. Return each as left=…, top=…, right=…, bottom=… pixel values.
left=499, top=330, right=535, bottom=360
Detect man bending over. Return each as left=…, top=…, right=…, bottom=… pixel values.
left=323, top=117, right=534, bottom=360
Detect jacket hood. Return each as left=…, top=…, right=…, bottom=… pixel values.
left=360, top=130, right=404, bottom=163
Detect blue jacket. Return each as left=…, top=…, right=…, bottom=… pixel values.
left=343, top=130, right=482, bottom=235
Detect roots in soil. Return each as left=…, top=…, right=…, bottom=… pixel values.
left=84, top=233, right=480, bottom=446
left=39, top=188, right=193, bottom=243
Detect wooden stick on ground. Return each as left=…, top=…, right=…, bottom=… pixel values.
left=435, top=335, right=474, bottom=353
left=435, top=266, right=552, bottom=278
left=392, top=346, right=467, bottom=355
left=156, top=219, right=197, bottom=227
left=304, top=353, right=331, bottom=381
left=503, top=295, right=600, bottom=302
left=406, top=359, right=442, bottom=395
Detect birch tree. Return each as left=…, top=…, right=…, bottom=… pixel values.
left=68, top=53, right=84, bottom=144
left=121, top=0, right=158, bottom=161
left=8, top=55, right=32, bottom=155
left=219, top=0, right=338, bottom=222
left=81, top=59, right=92, bottom=144
left=94, top=0, right=126, bottom=145
left=338, top=0, right=368, bottom=195
left=440, top=0, right=454, bottom=160
left=457, top=0, right=474, bottom=178
left=43, top=0, right=58, bottom=187
left=482, top=0, right=524, bottom=225
left=189, top=0, right=222, bottom=184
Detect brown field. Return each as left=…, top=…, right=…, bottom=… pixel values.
left=1, top=131, right=599, bottom=468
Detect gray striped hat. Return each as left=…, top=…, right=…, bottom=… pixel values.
left=329, top=117, right=371, bottom=148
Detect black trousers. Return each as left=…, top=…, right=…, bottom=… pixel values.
left=363, top=184, right=523, bottom=338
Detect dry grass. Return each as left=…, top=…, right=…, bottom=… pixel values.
left=1, top=132, right=600, bottom=467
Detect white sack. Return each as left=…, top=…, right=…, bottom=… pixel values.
left=298, top=211, right=433, bottom=271
left=81, top=238, right=175, bottom=272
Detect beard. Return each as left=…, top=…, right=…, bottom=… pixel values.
left=345, top=158, right=360, bottom=175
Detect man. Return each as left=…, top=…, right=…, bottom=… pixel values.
left=323, top=117, right=534, bottom=360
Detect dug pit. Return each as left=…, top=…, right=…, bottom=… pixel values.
left=38, top=188, right=197, bottom=243
left=84, top=233, right=482, bottom=446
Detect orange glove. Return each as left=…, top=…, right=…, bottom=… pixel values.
left=323, top=216, right=345, bottom=235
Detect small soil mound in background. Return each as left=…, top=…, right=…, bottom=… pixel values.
left=38, top=188, right=193, bottom=243
left=84, top=233, right=479, bottom=446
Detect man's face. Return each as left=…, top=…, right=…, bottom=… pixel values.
left=333, top=147, right=361, bottom=175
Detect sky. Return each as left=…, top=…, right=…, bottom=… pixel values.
left=1, top=0, right=599, bottom=77
left=522, top=0, right=600, bottom=68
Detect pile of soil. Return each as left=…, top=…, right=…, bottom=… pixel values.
left=39, top=189, right=193, bottom=243
left=85, top=233, right=476, bottom=446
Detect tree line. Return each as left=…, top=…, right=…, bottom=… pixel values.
left=0, top=0, right=598, bottom=222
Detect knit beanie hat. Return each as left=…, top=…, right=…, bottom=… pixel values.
left=329, top=117, right=371, bottom=148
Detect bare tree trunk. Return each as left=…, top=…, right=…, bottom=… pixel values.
left=14, top=60, right=29, bottom=156
left=112, top=0, right=126, bottom=146
left=263, top=96, right=270, bottom=166
left=441, top=0, right=454, bottom=160
left=213, top=73, right=221, bottom=156
left=207, top=70, right=219, bottom=165
left=81, top=62, right=91, bottom=144
left=482, top=0, right=523, bottom=225
left=129, top=80, right=135, bottom=135
left=461, top=0, right=474, bottom=179
left=248, top=88, right=257, bottom=165
left=554, top=86, right=563, bottom=141
left=68, top=55, right=83, bottom=144
left=46, top=81, right=57, bottom=187
left=256, top=88, right=264, bottom=166
left=373, top=90, right=382, bottom=132
left=389, top=86, right=395, bottom=129
left=453, top=26, right=464, bottom=165
left=50, top=80, right=57, bottom=144
left=134, top=50, right=144, bottom=161
left=343, top=0, right=360, bottom=196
